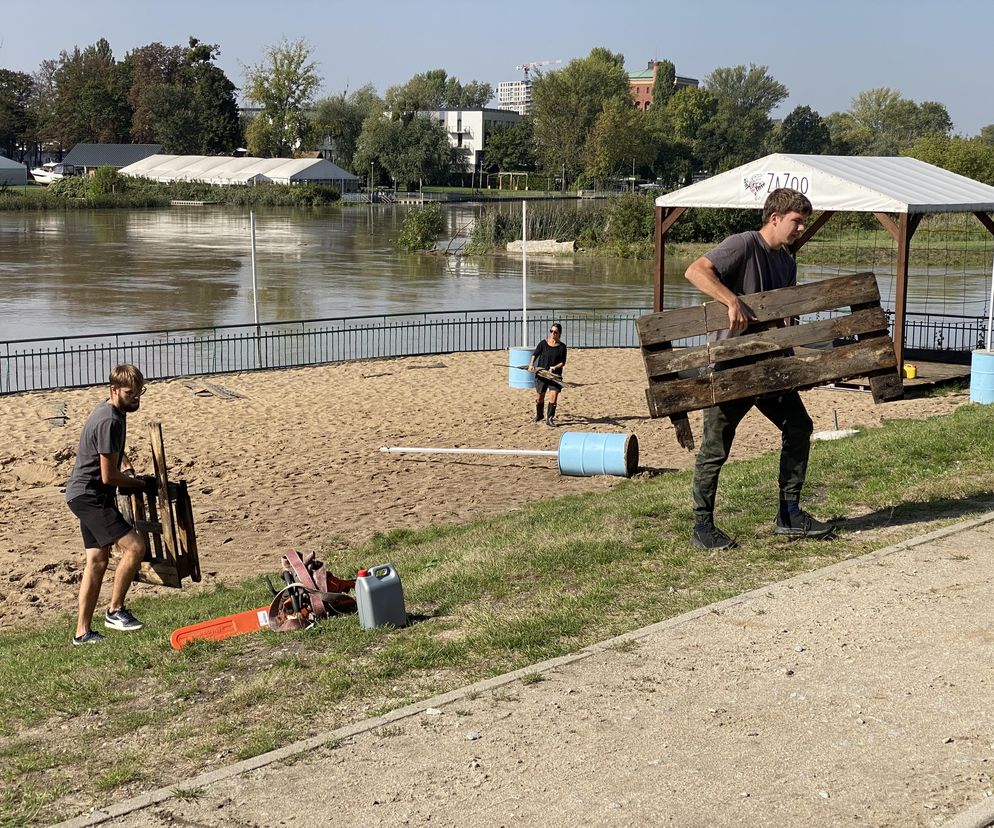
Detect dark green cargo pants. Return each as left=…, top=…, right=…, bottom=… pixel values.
left=692, top=390, right=813, bottom=523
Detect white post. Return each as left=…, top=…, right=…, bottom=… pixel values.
left=521, top=199, right=528, bottom=347
left=250, top=211, right=261, bottom=368
left=380, top=446, right=558, bottom=458
left=987, top=258, right=994, bottom=352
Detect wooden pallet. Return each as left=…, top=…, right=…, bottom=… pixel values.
left=118, top=422, right=201, bottom=588
left=636, top=272, right=904, bottom=449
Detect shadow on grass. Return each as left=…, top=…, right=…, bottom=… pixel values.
left=840, top=494, right=993, bottom=533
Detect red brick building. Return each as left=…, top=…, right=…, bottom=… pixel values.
left=628, top=60, right=699, bottom=111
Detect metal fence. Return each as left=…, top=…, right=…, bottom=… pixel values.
left=1, top=308, right=648, bottom=394
left=2, top=306, right=985, bottom=395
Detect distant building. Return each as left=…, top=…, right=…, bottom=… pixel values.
left=62, top=144, right=164, bottom=175
left=415, top=108, right=521, bottom=172
left=118, top=155, right=360, bottom=192
left=628, top=61, right=698, bottom=111
left=496, top=80, right=532, bottom=115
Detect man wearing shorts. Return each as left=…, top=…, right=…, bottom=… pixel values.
left=66, top=364, right=150, bottom=645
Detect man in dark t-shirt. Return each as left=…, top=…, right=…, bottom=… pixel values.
left=683, top=188, right=833, bottom=550
left=66, top=364, right=150, bottom=644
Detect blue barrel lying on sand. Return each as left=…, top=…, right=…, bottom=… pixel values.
left=508, top=347, right=536, bottom=389
left=970, top=350, right=994, bottom=404
left=379, top=431, right=639, bottom=478
left=557, top=431, right=639, bottom=478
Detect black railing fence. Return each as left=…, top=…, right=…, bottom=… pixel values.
left=1, top=308, right=647, bottom=394
left=2, top=307, right=985, bottom=395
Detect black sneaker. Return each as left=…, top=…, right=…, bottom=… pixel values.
left=692, top=522, right=737, bottom=550
left=72, top=630, right=106, bottom=646
left=775, top=508, right=834, bottom=539
left=105, top=607, right=144, bottom=631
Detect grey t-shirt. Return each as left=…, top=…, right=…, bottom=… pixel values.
left=65, top=401, right=126, bottom=501
left=704, top=230, right=797, bottom=342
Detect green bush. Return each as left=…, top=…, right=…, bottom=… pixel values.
left=603, top=193, right=655, bottom=244
left=398, top=203, right=445, bottom=251
left=91, top=166, right=123, bottom=195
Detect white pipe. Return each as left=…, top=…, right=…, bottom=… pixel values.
left=521, top=199, right=527, bottom=346
left=987, top=257, right=994, bottom=352
left=380, top=446, right=558, bottom=457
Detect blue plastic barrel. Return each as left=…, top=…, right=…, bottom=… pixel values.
left=970, top=350, right=994, bottom=404
left=557, top=432, right=639, bottom=478
left=508, top=347, right=535, bottom=389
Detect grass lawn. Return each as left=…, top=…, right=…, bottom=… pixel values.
left=1, top=401, right=993, bottom=824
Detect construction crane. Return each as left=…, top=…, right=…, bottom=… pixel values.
left=514, top=59, right=561, bottom=79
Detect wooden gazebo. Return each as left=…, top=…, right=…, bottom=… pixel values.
left=653, top=154, right=994, bottom=372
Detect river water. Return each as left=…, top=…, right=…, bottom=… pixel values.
left=0, top=204, right=990, bottom=342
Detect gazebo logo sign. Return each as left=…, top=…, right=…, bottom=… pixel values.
left=744, top=170, right=812, bottom=203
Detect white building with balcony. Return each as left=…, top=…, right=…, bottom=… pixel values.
left=416, top=108, right=521, bottom=172
left=496, top=80, right=532, bottom=115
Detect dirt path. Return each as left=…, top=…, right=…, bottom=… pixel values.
left=62, top=513, right=994, bottom=828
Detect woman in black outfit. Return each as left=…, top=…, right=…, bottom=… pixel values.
left=528, top=323, right=567, bottom=426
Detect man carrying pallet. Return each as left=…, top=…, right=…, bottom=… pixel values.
left=66, top=364, right=151, bottom=644
left=684, top=188, right=833, bottom=550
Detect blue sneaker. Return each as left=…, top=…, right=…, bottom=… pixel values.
left=72, top=630, right=106, bottom=646
left=104, top=607, right=144, bottom=631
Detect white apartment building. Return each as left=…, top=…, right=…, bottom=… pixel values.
left=496, top=80, right=532, bottom=115
left=417, top=108, right=521, bottom=171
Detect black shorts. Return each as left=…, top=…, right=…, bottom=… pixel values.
left=536, top=375, right=563, bottom=393
left=67, top=490, right=133, bottom=549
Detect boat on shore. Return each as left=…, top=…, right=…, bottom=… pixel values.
left=29, top=162, right=77, bottom=185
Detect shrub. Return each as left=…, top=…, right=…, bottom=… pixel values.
left=398, top=203, right=445, bottom=251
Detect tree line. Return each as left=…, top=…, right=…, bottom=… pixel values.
left=2, top=39, right=993, bottom=188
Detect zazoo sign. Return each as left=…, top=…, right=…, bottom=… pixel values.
left=743, top=171, right=812, bottom=203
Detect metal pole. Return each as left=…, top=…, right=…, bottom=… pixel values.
left=380, top=446, right=558, bottom=457
left=521, top=199, right=527, bottom=346
left=987, top=257, right=994, bottom=351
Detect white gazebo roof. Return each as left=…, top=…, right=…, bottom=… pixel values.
left=656, top=154, right=994, bottom=214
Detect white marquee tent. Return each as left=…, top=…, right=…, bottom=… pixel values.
left=652, top=154, right=994, bottom=369
left=0, top=155, right=28, bottom=186
left=118, top=155, right=360, bottom=191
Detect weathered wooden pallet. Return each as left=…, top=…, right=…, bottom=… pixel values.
left=636, top=272, right=904, bottom=449
left=118, top=422, right=201, bottom=588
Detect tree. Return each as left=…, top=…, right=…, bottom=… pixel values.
left=650, top=59, right=676, bottom=110
left=0, top=69, right=35, bottom=160
left=46, top=39, right=132, bottom=147
left=667, top=86, right=723, bottom=172
left=767, top=105, right=831, bottom=155
left=530, top=47, right=631, bottom=180
left=583, top=98, right=652, bottom=182
left=905, top=136, right=994, bottom=186
left=978, top=124, right=994, bottom=146
left=353, top=113, right=455, bottom=189
left=703, top=64, right=788, bottom=168
left=384, top=69, right=492, bottom=119
left=483, top=118, right=535, bottom=172
left=312, top=84, right=383, bottom=170
left=122, top=42, right=184, bottom=143
left=243, top=38, right=322, bottom=157
left=846, top=88, right=950, bottom=155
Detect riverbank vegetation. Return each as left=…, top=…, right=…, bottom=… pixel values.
left=0, top=170, right=341, bottom=211
left=465, top=194, right=994, bottom=268
left=0, top=402, right=991, bottom=825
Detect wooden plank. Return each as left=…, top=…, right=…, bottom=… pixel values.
left=142, top=485, right=164, bottom=561
left=136, top=560, right=181, bottom=589
left=148, top=422, right=179, bottom=563
left=642, top=307, right=889, bottom=378
left=646, top=338, right=898, bottom=417
left=175, top=481, right=201, bottom=583
left=637, top=272, right=881, bottom=346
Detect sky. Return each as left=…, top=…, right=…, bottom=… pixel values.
left=2, top=0, right=992, bottom=136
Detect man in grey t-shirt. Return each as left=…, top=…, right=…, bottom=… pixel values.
left=66, top=364, right=150, bottom=644
left=683, top=188, right=834, bottom=550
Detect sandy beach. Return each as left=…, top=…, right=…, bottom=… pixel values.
left=0, top=348, right=968, bottom=630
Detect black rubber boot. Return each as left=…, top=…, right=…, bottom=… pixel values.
left=535, top=401, right=545, bottom=422
left=546, top=403, right=557, bottom=426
